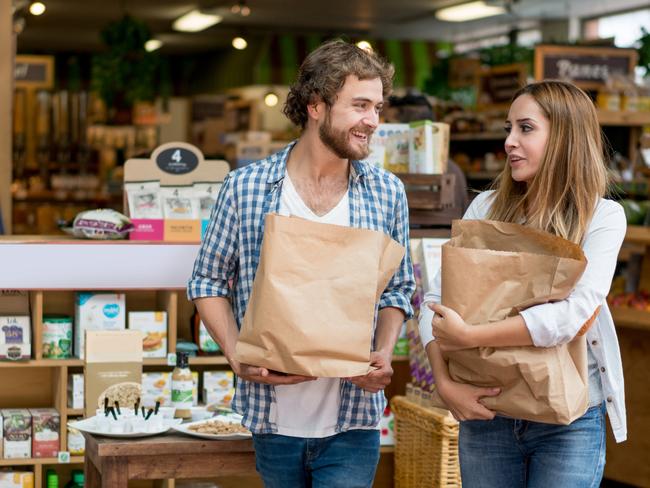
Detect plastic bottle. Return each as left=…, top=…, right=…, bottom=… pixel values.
left=172, top=351, right=193, bottom=419
left=65, top=470, right=84, bottom=488
left=46, top=469, right=59, bottom=488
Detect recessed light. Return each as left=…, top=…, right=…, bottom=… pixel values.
left=232, top=37, right=248, bottom=50
left=436, top=1, right=506, bottom=22
left=29, top=2, right=46, bottom=16
left=173, top=10, right=223, bottom=32
left=145, top=39, right=163, bottom=52
left=356, top=40, right=372, bottom=51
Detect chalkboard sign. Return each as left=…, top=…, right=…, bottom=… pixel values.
left=476, top=63, right=528, bottom=110
left=14, top=55, right=54, bottom=89
left=534, top=45, right=637, bottom=90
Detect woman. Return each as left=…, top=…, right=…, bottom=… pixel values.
left=419, top=80, right=627, bottom=488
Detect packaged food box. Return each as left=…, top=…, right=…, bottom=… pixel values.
left=203, top=371, right=235, bottom=407
left=42, top=315, right=73, bottom=359
left=142, top=372, right=171, bottom=407
left=67, top=373, right=84, bottom=410
left=379, top=406, right=395, bottom=446
left=67, top=423, right=85, bottom=455
left=408, top=120, right=449, bottom=174
left=28, top=409, right=59, bottom=458
left=199, top=321, right=219, bottom=353
left=1, top=409, right=31, bottom=459
left=128, top=311, right=167, bottom=358
left=0, top=316, right=31, bottom=361
left=0, top=471, right=34, bottom=488
left=192, top=371, right=199, bottom=406
left=74, top=292, right=126, bottom=359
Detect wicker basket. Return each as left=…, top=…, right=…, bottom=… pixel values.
left=391, top=395, right=462, bottom=488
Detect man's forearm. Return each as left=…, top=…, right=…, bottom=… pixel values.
left=374, top=307, right=406, bottom=357
left=194, top=296, right=240, bottom=364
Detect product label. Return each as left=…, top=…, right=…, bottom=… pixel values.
left=172, top=380, right=193, bottom=409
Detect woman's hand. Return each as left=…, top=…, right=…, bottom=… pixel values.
left=437, top=379, right=500, bottom=421
left=429, top=303, right=477, bottom=352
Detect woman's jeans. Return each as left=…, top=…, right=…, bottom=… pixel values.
left=459, top=403, right=606, bottom=488
left=252, top=429, right=380, bottom=488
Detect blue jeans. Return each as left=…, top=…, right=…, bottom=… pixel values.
left=252, top=429, right=380, bottom=488
left=459, top=403, right=606, bottom=488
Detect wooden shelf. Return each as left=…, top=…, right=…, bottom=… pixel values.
left=467, top=171, right=501, bottom=180
left=450, top=131, right=504, bottom=141
left=597, top=110, right=650, bottom=127
left=611, top=307, right=650, bottom=332
left=392, top=355, right=409, bottom=362
left=624, top=226, right=650, bottom=246
left=380, top=446, right=394, bottom=454
left=0, top=357, right=230, bottom=368
left=0, top=456, right=84, bottom=466
left=67, top=408, right=84, bottom=416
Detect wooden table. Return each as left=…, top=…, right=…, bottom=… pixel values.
left=82, top=433, right=256, bottom=487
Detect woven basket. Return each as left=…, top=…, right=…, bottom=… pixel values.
left=391, top=395, right=462, bottom=488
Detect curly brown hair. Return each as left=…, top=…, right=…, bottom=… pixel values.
left=283, top=39, right=394, bottom=128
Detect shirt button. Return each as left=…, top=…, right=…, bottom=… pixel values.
left=591, top=340, right=598, bottom=346
left=607, top=396, right=613, bottom=403
left=600, top=367, right=606, bottom=373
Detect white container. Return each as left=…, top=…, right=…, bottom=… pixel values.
left=74, top=292, right=126, bottom=359
left=128, top=311, right=167, bottom=358
left=67, top=373, right=84, bottom=409
left=42, top=315, right=73, bottom=358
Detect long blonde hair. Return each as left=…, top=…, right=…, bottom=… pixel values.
left=487, top=80, right=609, bottom=244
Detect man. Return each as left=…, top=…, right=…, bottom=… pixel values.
left=188, top=39, right=415, bottom=488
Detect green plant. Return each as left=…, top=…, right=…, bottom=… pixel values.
left=91, top=15, right=161, bottom=113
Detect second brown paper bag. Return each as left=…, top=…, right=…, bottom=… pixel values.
left=234, top=213, right=405, bottom=377
left=438, top=219, right=589, bottom=424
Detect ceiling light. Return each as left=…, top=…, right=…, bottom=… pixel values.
left=240, top=5, right=251, bottom=16
left=356, top=40, right=372, bottom=52
left=230, top=4, right=240, bottom=13
left=173, top=10, right=222, bottom=32
left=29, top=2, right=46, bottom=16
left=145, top=39, right=163, bottom=52
left=264, top=92, right=279, bottom=107
left=232, top=36, right=248, bottom=50
left=435, top=1, right=506, bottom=22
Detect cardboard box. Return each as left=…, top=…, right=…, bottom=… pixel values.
left=74, top=292, right=126, bottom=359
left=363, top=123, right=409, bottom=172
left=408, top=120, right=450, bottom=174
left=203, top=371, right=235, bottom=407
left=1, top=409, right=31, bottom=459
left=142, top=372, right=171, bottom=407
left=84, top=330, right=143, bottom=417
left=0, top=471, right=34, bottom=488
left=128, top=311, right=167, bottom=358
left=67, top=424, right=85, bottom=455
left=29, top=408, right=59, bottom=458
left=0, top=316, right=31, bottom=361
left=67, top=373, right=84, bottom=409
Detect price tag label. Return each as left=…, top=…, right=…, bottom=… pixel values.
left=58, top=451, right=71, bottom=463
left=167, top=353, right=177, bottom=366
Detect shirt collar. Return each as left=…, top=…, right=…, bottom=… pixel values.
left=266, top=140, right=369, bottom=185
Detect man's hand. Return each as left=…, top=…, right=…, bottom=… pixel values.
left=429, top=303, right=477, bottom=352
left=437, top=379, right=500, bottom=422
left=345, top=351, right=393, bottom=393
left=231, top=359, right=316, bottom=386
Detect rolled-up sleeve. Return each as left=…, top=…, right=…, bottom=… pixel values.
left=519, top=201, right=626, bottom=347
left=187, top=174, right=239, bottom=300
left=379, top=183, right=415, bottom=319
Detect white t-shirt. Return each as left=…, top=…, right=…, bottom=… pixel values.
left=273, top=174, right=350, bottom=437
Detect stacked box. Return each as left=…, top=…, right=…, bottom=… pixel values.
left=128, top=311, right=167, bottom=358
left=67, top=374, right=84, bottom=410
left=203, top=371, right=235, bottom=407
left=0, top=471, right=34, bottom=488
left=141, top=372, right=171, bottom=407
left=1, top=409, right=31, bottom=459
left=75, top=292, right=126, bottom=359
left=29, top=409, right=59, bottom=458
left=0, top=316, right=31, bottom=361
left=67, top=423, right=85, bottom=455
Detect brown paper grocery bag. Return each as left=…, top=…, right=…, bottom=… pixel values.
left=440, top=219, right=588, bottom=424
left=234, top=213, right=405, bottom=377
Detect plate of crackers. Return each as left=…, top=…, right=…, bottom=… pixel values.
left=172, top=414, right=251, bottom=440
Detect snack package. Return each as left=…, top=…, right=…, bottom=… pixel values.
left=70, top=209, right=134, bottom=240
left=161, top=186, right=199, bottom=220
left=125, top=181, right=164, bottom=219
left=193, top=182, right=223, bottom=220
left=29, top=408, right=59, bottom=458
left=128, top=311, right=167, bottom=358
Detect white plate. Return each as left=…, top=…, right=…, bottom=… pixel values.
left=172, top=415, right=251, bottom=440
left=67, top=416, right=183, bottom=438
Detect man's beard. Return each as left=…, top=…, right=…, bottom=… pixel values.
left=318, top=110, right=372, bottom=161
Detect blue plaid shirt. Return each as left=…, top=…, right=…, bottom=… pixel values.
left=188, top=141, right=415, bottom=434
